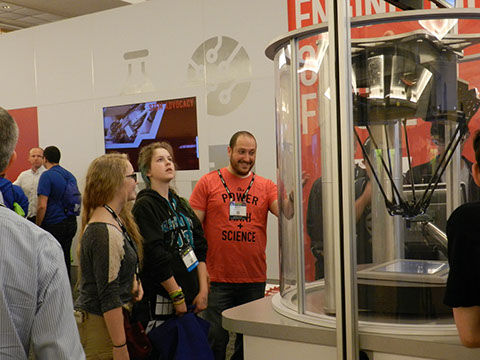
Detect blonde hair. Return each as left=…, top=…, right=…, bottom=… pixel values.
left=138, top=141, right=175, bottom=189
left=80, top=153, right=143, bottom=263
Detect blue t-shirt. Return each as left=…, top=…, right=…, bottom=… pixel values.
left=37, top=165, right=78, bottom=225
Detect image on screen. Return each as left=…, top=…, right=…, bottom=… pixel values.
left=103, top=96, right=199, bottom=171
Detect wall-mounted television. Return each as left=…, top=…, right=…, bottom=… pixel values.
left=103, top=96, right=199, bottom=171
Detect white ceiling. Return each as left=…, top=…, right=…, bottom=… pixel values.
left=0, top=0, right=136, bottom=31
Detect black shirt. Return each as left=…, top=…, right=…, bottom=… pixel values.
left=444, top=202, right=480, bottom=308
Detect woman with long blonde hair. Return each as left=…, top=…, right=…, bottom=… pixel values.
left=75, top=153, right=143, bottom=360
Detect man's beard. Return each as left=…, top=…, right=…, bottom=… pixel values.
left=230, top=158, right=253, bottom=176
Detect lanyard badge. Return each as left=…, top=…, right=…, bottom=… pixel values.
left=166, top=195, right=199, bottom=272
left=180, top=245, right=199, bottom=272
left=229, top=201, right=247, bottom=220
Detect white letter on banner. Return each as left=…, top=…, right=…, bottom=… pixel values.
left=312, top=0, right=326, bottom=24
left=302, top=93, right=317, bottom=134
left=365, top=0, right=386, bottom=15
left=355, top=0, right=363, bottom=16
left=296, top=0, right=311, bottom=29
left=468, top=0, right=475, bottom=8
left=299, top=45, right=318, bottom=86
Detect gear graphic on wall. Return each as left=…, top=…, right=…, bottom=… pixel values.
left=188, top=36, right=252, bottom=116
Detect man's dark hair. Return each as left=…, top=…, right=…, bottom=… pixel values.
left=43, top=146, right=61, bottom=164
left=229, top=131, right=256, bottom=149
left=473, top=130, right=480, bottom=165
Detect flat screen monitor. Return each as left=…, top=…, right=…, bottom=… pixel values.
left=103, top=96, right=199, bottom=172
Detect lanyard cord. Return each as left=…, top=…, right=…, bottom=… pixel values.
left=103, top=204, right=139, bottom=274
left=165, top=194, right=193, bottom=249
left=217, top=169, right=255, bottom=200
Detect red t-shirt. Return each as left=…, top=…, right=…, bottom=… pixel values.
left=189, top=168, right=277, bottom=283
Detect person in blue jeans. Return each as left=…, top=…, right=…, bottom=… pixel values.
left=190, top=131, right=280, bottom=360
left=37, top=146, right=78, bottom=281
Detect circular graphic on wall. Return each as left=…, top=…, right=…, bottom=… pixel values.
left=188, top=36, right=252, bottom=116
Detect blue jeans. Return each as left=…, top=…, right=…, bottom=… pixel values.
left=201, top=282, right=265, bottom=360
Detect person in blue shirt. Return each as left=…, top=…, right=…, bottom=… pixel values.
left=37, top=145, right=78, bottom=281
left=0, top=174, right=28, bottom=216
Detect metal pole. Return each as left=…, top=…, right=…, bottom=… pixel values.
left=290, top=39, right=306, bottom=315
left=326, top=0, right=359, bottom=359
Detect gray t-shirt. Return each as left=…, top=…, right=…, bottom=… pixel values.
left=75, top=222, right=137, bottom=315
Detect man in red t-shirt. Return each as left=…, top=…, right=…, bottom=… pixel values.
left=190, top=131, right=278, bottom=360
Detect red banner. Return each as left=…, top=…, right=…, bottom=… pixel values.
left=288, top=0, right=479, bottom=31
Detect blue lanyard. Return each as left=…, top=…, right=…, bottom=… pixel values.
left=166, top=194, right=193, bottom=248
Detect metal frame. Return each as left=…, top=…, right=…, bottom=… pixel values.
left=290, top=39, right=306, bottom=315
left=267, top=7, right=480, bottom=360
left=326, top=1, right=358, bottom=359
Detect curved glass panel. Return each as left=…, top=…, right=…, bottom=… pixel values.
left=294, top=34, right=335, bottom=316
left=272, top=12, right=480, bottom=334
left=274, top=45, right=298, bottom=303
left=352, top=18, right=480, bottom=326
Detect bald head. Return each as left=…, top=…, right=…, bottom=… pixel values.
left=28, top=147, right=44, bottom=171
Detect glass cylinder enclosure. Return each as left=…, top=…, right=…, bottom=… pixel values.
left=268, top=10, right=480, bottom=334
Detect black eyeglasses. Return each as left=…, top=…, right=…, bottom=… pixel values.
left=126, top=173, right=137, bottom=182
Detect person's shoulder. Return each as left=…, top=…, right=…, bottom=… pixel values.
left=202, top=169, right=221, bottom=181
left=307, top=177, right=323, bottom=200
left=254, top=173, right=276, bottom=186
left=0, top=207, right=61, bottom=249
left=135, top=189, right=158, bottom=202
left=312, top=177, right=322, bottom=187
left=57, top=166, right=77, bottom=182
left=82, top=222, right=110, bottom=240
left=193, top=169, right=220, bottom=189
left=0, top=177, right=11, bottom=186
left=448, top=202, right=480, bottom=228
left=133, top=189, right=159, bottom=210
left=16, top=169, right=30, bottom=178
left=12, top=184, right=26, bottom=195
left=40, top=167, right=55, bottom=180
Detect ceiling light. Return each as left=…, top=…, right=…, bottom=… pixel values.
left=2, top=5, right=11, bottom=9
left=122, top=0, right=147, bottom=4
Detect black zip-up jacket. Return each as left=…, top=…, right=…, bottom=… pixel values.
left=133, top=189, right=207, bottom=303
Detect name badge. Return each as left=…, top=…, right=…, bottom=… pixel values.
left=229, top=201, right=247, bottom=220
left=180, top=245, right=198, bottom=272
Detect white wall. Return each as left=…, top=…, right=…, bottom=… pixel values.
left=0, top=0, right=287, bottom=280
